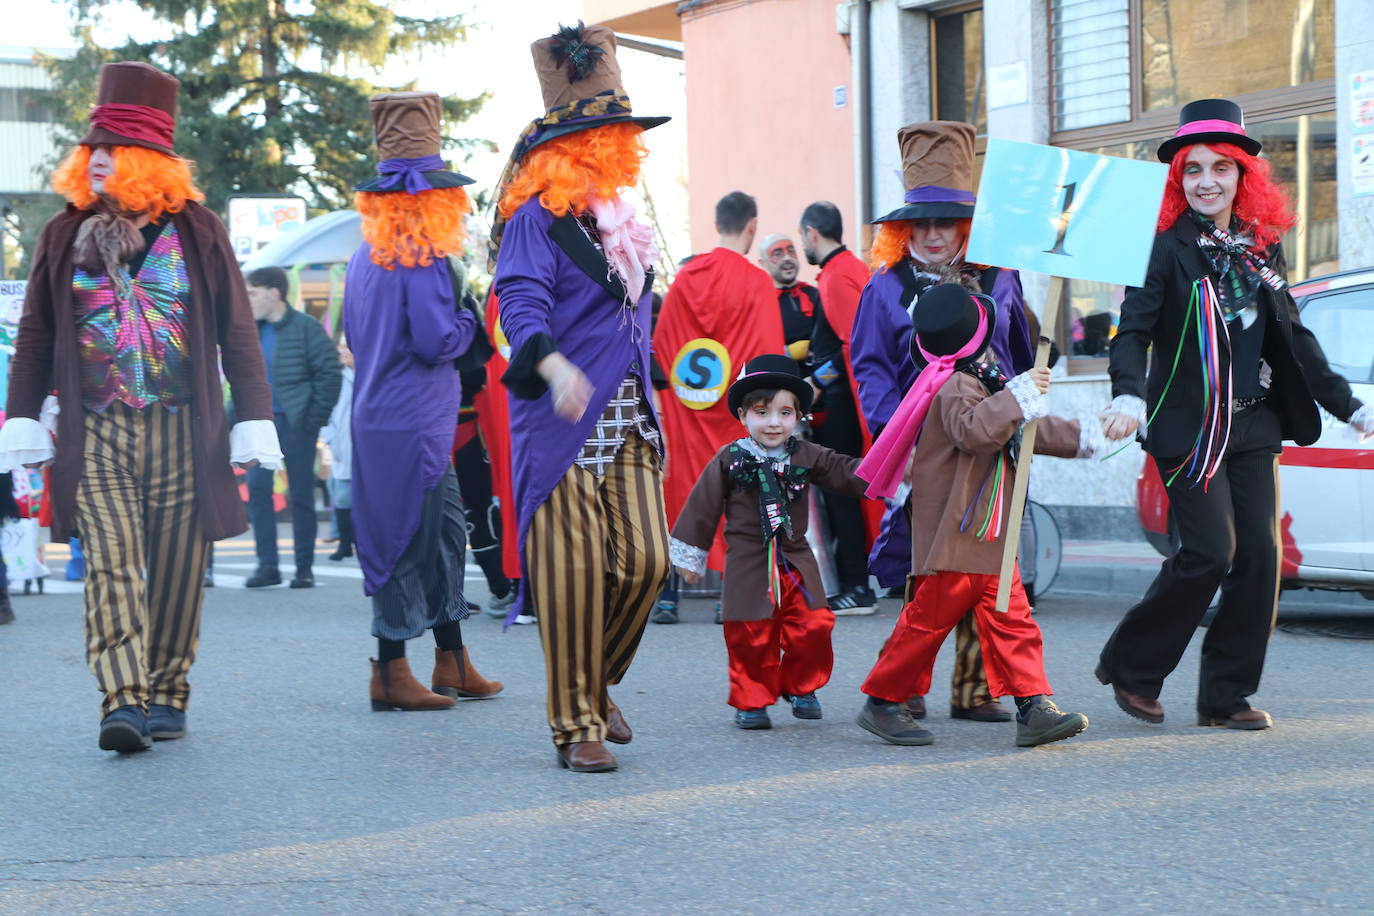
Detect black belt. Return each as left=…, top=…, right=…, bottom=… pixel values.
left=1232, top=396, right=1267, bottom=413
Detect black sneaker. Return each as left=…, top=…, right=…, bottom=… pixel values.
left=830, top=586, right=878, bottom=616
left=1015, top=696, right=1089, bottom=747
left=734, top=708, right=772, bottom=730
left=245, top=567, right=281, bottom=588
left=784, top=692, right=823, bottom=719
left=856, top=698, right=934, bottom=745
left=99, top=706, right=152, bottom=753
left=289, top=570, right=315, bottom=589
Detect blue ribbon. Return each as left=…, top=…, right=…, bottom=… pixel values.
left=376, top=154, right=446, bottom=194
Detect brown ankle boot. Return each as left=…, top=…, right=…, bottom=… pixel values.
left=370, top=658, right=456, bottom=711
left=431, top=646, right=503, bottom=699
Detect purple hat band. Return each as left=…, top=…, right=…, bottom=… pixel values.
left=904, top=185, right=976, bottom=205
left=376, top=154, right=447, bottom=194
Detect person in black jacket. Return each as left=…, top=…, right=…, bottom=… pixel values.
left=243, top=266, right=343, bottom=589
left=1097, top=99, right=1374, bottom=731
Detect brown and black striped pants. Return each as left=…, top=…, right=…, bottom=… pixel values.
left=76, top=402, right=211, bottom=717
left=904, top=575, right=993, bottom=708
left=525, top=432, right=669, bottom=746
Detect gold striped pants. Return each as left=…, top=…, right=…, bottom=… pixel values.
left=905, top=575, right=993, bottom=708
left=525, top=432, right=669, bottom=746
left=76, top=402, right=211, bottom=717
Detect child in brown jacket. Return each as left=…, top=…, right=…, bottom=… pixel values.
left=670, top=354, right=869, bottom=730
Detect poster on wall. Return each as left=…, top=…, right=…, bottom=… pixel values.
left=0, top=280, right=26, bottom=415
left=226, top=195, right=308, bottom=262
left=1352, top=70, right=1374, bottom=135
left=1354, top=136, right=1374, bottom=198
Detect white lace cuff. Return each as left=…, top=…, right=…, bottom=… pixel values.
left=1107, top=394, right=1147, bottom=429
left=669, top=537, right=708, bottom=578
left=0, top=417, right=54, bottom=472
left=39, top=395, right=60, bottom=436
left=1076, top=412, right=1109, bottom=459
left=1347, top=403, right=1374, bottom=442
left=230, top=420, right=284, bottom=470
left=1007, top=372, right=1049, bottom=421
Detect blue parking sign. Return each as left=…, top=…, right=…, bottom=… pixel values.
left=966, top=139, right=1168, bottom=288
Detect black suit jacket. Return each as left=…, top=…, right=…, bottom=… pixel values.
left=1109, top=216, right=1361, bottom=458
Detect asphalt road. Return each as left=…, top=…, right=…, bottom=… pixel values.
left=1, top=548, right=1371, bottom=914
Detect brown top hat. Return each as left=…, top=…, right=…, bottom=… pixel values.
left=873, top=121, right=978, bottom=223
left=354, top=91, right=473, bottom=193
left=521, top=22, right=669, bottom=154
left=80, top=61, right=180, bottom=155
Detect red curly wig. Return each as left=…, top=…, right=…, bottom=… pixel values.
left=355, top=186, right=472, bottom=270
left=497, top=122, right=646, bottom=220
left=51, top=144, right=203, bottom=219
left=869, top=218, right=970, bottom=270
left=1158, top=142, right=1296, bottom=248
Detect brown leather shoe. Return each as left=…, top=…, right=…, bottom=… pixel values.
left=904, top=695, right=927, bottom=720
left=950, top=700, right=1013, bottom=722
left=370, top=658, right=455, bottom=711
left=1198, top=708, right=1272, bottom=730
left=605, top=695, right=632, bottom=745
left=432, top=646, right=504, bottom=699
left=556, top=741, right=619, bottom=773
left=1096, top=664, right=1164, bottom=724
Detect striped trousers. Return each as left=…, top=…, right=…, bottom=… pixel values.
left=525, top=432, right=669, bottom=746
left=76, top=402, right=211, bottom=717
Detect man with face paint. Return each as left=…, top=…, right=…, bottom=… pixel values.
left=757, top=233, right=819, bottom=370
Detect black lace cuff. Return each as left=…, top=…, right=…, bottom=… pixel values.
left=501, top=332, right=559, bottom=400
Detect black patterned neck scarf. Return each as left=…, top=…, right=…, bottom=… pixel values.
left=727, top=437, right=809, bottom=543
left=1191, top=210, right=1286, bottom=324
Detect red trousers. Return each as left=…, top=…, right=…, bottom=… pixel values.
left=862, top=569, right=1051, bottom=702
left=722, top=571, right=835, bottom=709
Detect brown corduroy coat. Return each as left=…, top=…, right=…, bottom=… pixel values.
left=7, top=202, right=272, bottom=541
left=910, top=372, right=1080, bottom=576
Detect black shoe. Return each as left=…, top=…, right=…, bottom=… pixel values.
left=329, top=544, right=353, bottom=561
left=147, top=704, right=187, bottom=740
left=784, top=692, right=823, bottom=720
left=245, top=567, right=281, bottom=588
left=830, top=586, right=878, bottom=616
left=1015, top=696, right=1089, bottom=747
left=289, top=570, right=315, bottom=589
left=99, top=706, right=152, bottom=753
left=856, top=697, right=934, bottom=745
left=0, top=593, right=13, bottom=625
left=734, top=708, right=772, bottom=730
left=203, top=568, right=215, bottom=588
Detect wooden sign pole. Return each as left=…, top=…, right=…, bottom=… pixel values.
left=994, top=275, right=1064, bottom=613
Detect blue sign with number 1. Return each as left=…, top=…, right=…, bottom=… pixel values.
left=966, top=139, right=1168, bottom=289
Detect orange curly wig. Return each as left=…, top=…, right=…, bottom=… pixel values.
left=497, top=122, right=646, bottom=220
left=51, top=144, right=203, bottom=219
left=869, top=218, right=971, bottom=270
left=355, top=186, right=472, bottom=270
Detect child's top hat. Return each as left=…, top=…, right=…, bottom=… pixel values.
left=727, top=354, right=814, bottom=416
left=1156, top=98, right=1261, bottom=163
left=910, top=283, right=998, bottom=370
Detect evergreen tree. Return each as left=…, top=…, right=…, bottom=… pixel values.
left=43, top=1, right=489, bottom=213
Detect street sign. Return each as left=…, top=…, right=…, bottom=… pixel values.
left=966, top=139, right=1167, bottom=289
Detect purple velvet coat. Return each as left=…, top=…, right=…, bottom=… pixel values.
left=492, top=199, right=659, bottom=615
left=344, top=248, right=475, bottom=595
left=851, top=264, right=1030, bottom=432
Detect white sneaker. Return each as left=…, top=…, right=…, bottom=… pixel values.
left=513, top=613, right=537, bottom=626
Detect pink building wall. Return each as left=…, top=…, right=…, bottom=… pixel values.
left=681, top=0, right=856, bottom=278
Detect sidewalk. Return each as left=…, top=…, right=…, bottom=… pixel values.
left=1053, top=537, right=1162, bottom=596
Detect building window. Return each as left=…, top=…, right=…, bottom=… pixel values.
left=1047, top=0, right=1335, bottom=371
left=932, top=5, right=986, bottom=136
left=0, top=87, right=58, bottom=123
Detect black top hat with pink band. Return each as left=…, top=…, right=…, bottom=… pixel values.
left=1156, top=98, right=1262, bottom=163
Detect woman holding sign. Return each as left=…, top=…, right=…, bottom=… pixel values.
left=1097, top=99, right=1374, bottom=731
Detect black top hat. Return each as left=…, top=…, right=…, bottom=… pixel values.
left=1156, top=98, right=1262, bottom=163
left=909, top=284, right=998, bottom=371
left=727, top=354, right=814, bottom=416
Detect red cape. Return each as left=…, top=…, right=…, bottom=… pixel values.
left=816, top=247, right=882, bottom=546
left=479, top=291, right=522, bottom=580
left=655, top=247, right=784, bottom=570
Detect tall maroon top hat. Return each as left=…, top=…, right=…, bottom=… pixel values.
left=80, top=61, right=180, bottom=155
left=1156, top=98, right=1262, bottom=163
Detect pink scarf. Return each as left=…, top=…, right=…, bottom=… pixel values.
left=589, top=195, right=658, bottom=302
left=856, top=303, right=988, bottom=499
